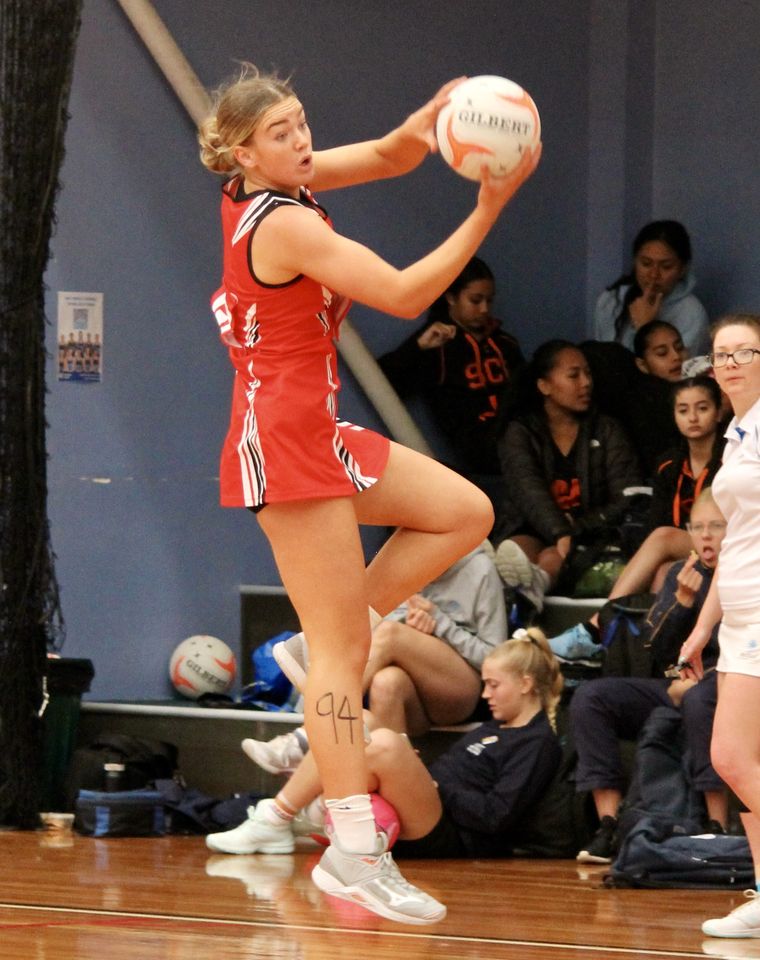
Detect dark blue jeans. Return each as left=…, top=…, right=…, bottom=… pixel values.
left=570, top=672, right=721, bottom=794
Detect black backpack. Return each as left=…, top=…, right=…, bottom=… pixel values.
left=607, top=817, right=753, bottom=889
left=598, top=592, right=656, bottom=678
left=64, top=733, right=179, bottom=811
left=616, top=705, right=705, bottom=841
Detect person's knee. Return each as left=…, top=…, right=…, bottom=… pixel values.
left=365, top=725, right=408, bottom=766
left=368, top=666, right=412, bottom=710
left=570, top=679, right=611, bottom=723
left=449, top=484, right=493, bottom=544
left=369, top=619, right=401, bottom=658
left=710, top=738, right=746, bottom=790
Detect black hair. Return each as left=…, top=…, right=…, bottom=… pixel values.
left=608, top=220, right=692, bottom=340
left=426, top=256, right=494, bottom=324
left=671, top=374, right=722, bottom=411
left=510, top=338, right=584, bottom=416
left=632, top=319, right=681, bottom=359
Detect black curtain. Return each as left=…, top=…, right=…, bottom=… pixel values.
left=0, top=0, right=82, bottom=826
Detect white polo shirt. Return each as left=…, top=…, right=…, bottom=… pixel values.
left=713, top=395, right=760, bottom=610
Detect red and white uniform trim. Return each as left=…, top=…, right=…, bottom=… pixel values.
left=211, top=178, right=390, bottom=508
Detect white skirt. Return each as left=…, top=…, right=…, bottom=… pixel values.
left=717, top=607, right=760, bottom=677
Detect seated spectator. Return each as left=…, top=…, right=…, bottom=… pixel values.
left=550, top=377, right=726, bottom=653
left=566, top=488, right=727, bottom=864
left=633, top=319, right=689, bottom=382
left=362, top=543, right=507, bottom=733
left=378, top=256, right=524, bottom=479
left=206, top=632, right=563, bottom=866
left=491, top=340, right=641, bottom=611
left=593, top=220, right=710, bottom=356
left=241, top=543, right=507, bottom=773
left=582, top=321, right=690, bottom=476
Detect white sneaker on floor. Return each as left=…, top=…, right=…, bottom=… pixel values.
left=205, top=799, right=295, bottom=855
left=273, top=633, right=309, bottom=692
left=494, top=540, right=533, bottom=588
left=242, top=730, right=308, bottom=775
left=311, top=834, right=446, bottom=925
left=702, top=891, right=760, bottom=938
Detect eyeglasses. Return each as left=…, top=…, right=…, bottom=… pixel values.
left=709, top=348, right=760, bottom=367
left=686, top=521, right=727, bottom=534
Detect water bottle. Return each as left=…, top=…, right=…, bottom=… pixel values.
left=103, top=762, right=126, bottom=792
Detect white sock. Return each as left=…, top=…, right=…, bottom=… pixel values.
left=325, top=794, right=376, bottom=853
left=264, top=796, right=295, bottom=825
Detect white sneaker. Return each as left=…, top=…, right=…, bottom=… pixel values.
left=311, top=834, right=446, bottom=925
left=292, top=798, right=327, bottom=840
left=242, top=729, right=308, bottom=774
left=494, top=540, right=533, bottom=588
left=273, top=633, right=309, bottom=692
left=518, top=564, right=550, bottom=614
left=272, top=611, right=382, bottom=694
left=702, top=891, right=760, bottom=938
left=205, top=799, right=295, bottom=855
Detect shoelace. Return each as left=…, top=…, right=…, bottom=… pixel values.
left=376, top=853, right=425, bottom=894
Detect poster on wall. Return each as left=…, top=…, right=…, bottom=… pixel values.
left=57, top=291, right=103, bottom=383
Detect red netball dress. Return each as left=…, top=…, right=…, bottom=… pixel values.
left=211, top=177, right=390, bottom=508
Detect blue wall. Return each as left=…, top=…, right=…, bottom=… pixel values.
left=45, top=0, right=760, bottom=698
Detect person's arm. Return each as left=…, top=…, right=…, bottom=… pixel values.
left=671, top=297, right=711, bottom=357
left=678, top=566, right=723, bottom=680
left=255, top=145, right=540, bottom=319
left=437, top=729, right=559, bottom=835
left=648, top=455, right=678, bottom=529
left=572, top=417, right=642, bottom=536
left=646, top=559, right=704, bottom=671
left=378, top=322, right=449, bottom=395
left=428, top=559, right=508, bottom=669
left=309, top=79, right=463, bottom=192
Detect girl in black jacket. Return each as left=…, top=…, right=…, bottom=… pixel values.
left=378, top=257, right=524, bottom=477
left=491, top=340, right=641, bottom=610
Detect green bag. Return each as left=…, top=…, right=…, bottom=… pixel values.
left=571, top=546, right=627, bottom=598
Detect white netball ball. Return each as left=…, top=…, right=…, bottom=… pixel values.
left=436, top=75, right=541, bottom=181
left=169, top=635, right=237, bottom=700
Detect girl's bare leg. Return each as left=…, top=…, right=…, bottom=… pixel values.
left=257, top=497, right=371, bottom=802
left=363, top=728, right=443, bottom=840
left=711, top=673, right=760, bottom=873
left=588, top=527, right=691, bottom=627
left=354, top=442, right=493, bottom=615
left=278, top=724, right=443, bottom=842
left=608, top=527, right=691, bottom=601
left=367, top=666, right=428, bottom=734
left=363, top=619, right=482, bottom=731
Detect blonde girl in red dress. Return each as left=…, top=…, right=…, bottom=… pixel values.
left=199, top=65, right=540, bottom=924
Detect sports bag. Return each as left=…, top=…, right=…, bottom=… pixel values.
left=64, top=733, right=179, bottom=811
left=74, top=787, right=169, bottom=837
left=607, top=817, right=753, bottom=889
left=599, top=593, right=656, bottom=678
left=616, top=705, right=705, bottom=841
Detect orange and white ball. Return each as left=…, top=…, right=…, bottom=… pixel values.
left=169, top=635, right=237, bottom=700
left=436, top=74, right=541, bottom=181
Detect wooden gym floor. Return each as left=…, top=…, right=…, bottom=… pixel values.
left=1, top=829, right=757, bottom=960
